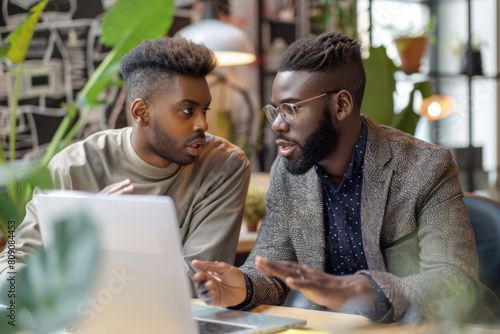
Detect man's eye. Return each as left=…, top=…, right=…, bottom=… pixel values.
left=181, top=108, right=193, bottom=115
left=203, top=107, right=211, bottom=114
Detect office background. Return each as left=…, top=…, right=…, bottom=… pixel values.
left=0, top=0, right=498, bottom=199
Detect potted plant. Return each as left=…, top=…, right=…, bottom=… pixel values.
left=444, top=33, right=486, bottom=76
left=309, top=0, right=358, bottom=38
left=243, top=184, right=267, bottom=232
left=361, top=45, right=434, bottom=136
left=387, top=16, right=436, bottom=75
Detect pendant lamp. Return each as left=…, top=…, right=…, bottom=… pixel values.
left=175, top=0, right=256, bottom=66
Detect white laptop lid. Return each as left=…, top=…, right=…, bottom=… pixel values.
left=35, top=190, right=306, bottom=334
left=35, top=191, right=198, bottom=334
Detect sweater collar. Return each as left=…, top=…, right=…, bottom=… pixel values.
left=122, top=127, right=180, bottom=179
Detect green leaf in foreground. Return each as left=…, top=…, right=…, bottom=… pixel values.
left=0, top=214, right=100, bottom=334
left=0, top=0, right=50, bottom=64
left=77, top=0, right=175, bottom=109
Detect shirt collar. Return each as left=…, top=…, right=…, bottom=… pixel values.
left=315, top=118, right=367, bottom=185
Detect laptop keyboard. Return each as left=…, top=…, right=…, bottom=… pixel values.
left=196, top=319, right=255, bottom=334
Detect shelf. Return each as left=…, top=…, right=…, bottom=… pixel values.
left=428, top=73, right=500, bottom=80
left=262, top=18, right=296, bottom=46
left=393, top=71, right=500, bottom=81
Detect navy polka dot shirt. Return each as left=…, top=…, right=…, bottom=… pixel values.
left=315, top=120, right=392, bottom=321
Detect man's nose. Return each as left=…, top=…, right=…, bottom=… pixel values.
left=271, top=113, right=290, bottom=133
left=194, top=112, right=209, bottom=132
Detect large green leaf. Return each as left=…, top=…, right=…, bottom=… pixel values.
left=76, top=38, right=126, bottom=109
left=40, top=103, right=79, bottom=166
left=77, top=0, right=175, bottom=109
left=15, top=165, right=54, bottom=229
left=392, top=81, right=433, bottom=135
left=0, top=162, right=52, bottom=191
left=0, top=214, right=100, bottom=334
left=0, top=0, right=49, bottom=64
left=0, top=161, right=44, bottom=188
left=100, top=0, right=175, bottom=46
left=22, top=165, right=53, bottom=191
left=361, top=46, right=399, bottom=126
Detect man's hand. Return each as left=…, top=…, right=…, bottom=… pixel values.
left=192, top=260, right=247, bottom=308
left=99, top=179, right=135, bottom=195
left=255, top=256, right=375, bottom=312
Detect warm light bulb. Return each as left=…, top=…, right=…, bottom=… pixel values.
left=214, top=51, right=257, bottom=67
left=419, top=94, right=455, bottom=121
left=428, top=102, right=442, bottom=118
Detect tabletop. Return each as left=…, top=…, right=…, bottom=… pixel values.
left=192, top=299, right=500, bottom=334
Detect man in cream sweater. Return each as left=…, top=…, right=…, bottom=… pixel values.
left=0, top=36, right=251, bottom=293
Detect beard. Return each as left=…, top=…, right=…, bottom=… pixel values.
left=150, top=119, right=205, bottom=166
left=281, top=108, right=336, bottom=175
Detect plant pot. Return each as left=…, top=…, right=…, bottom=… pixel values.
left=394, top=36, right=429, bottom=75
left=460, top=49, right=483, bottom=76
left=244, top=214, right=264, bottom=232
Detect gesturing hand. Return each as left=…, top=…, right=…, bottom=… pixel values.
left=255, top=256, right=375, bottom=312
left=99, top=179, right=135, bottom=195
left=191, top=260, right=248, bottom=308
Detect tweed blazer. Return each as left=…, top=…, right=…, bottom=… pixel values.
left=240, top=115, right=497, bottom=323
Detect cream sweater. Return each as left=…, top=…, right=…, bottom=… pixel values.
left=0, top=127, right=250, bottom=293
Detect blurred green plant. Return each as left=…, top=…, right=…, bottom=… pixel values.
left=385, top=15, right=437, bottom=45
left=208, top=73, right=262, bottom=160
left=361, top=46, right=433, bottom=135
left=0, top=0, right=175, bottom=236
left=212, top=108, right=263, bottom=161
left=444, top=33, right=488, bottom=57
left=0, top=213, right=100, bottom=334
left=214, top=110, right=237, bottom=145
left=0, top=0, right=54, bottom=239
left=310, top=0, right=358, bottom=39
left=243, top=184, right=267, bottom=232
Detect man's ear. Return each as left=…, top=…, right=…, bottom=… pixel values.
left=334, top=90, right=354, bottom=122
left=130, top=98, right=150, bottom=126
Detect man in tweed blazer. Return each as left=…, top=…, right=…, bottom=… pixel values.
left=193, top=32, right=498, bottom=323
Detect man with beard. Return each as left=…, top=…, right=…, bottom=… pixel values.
left=0, top=37, right=251, bottom=293
left=192, top=32, right=498, bottom=323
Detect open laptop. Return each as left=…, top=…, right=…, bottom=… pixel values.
left=35, top=191, right=306, bottom=334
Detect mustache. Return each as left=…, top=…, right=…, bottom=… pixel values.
left=185, top=132, right=205, bottom=144
left=276, top=134, right=300, bottom=146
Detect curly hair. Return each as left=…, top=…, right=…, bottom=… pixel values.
left=278, top=32, right=366, bottom=110
left=120, top=36, right=217, bottom=106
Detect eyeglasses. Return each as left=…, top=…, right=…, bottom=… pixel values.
left=263, top=92, right=336, bottom=124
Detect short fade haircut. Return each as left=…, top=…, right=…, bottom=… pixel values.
left=120, top=36, right=218, bottom=107
left=278, top=32, right=366, bottom=110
